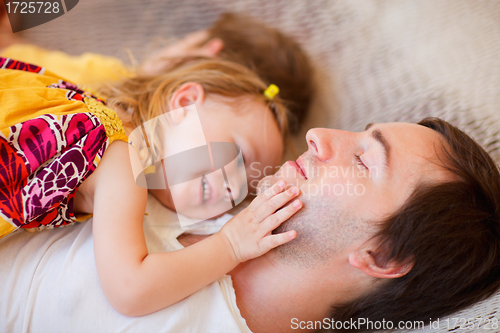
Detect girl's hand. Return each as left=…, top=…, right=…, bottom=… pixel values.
left=138, top=30, right=223, bottom=76
left=218, top=180, right=301, bottom=263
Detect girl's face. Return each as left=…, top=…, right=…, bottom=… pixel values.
left=149, top=90, right=284, bottom=222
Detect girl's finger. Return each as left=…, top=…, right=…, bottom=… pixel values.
left=261, top=199, right=302, bottom=232
left=183, top=30, right=210, bottom=47
left=252, top=186, right=300, bottom=221
left=259, top=230, right=297, bottom=253
left=247, top=180, right=287, bottom=211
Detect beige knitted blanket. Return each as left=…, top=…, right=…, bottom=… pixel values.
left=20, top=0, right=500, bottom=331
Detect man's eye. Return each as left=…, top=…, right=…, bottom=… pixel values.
left=355, top=154, right=368, bottom=170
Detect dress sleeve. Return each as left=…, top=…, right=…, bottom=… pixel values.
left=0, top=44, right=133, bottom=86
left=0, top=62, right=129, bottom=238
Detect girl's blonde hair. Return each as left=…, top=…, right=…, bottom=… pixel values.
left=102, top=58, right=289, bottom=139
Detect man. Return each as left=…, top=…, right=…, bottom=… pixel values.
left=1, top=118, right=499, bottom=332
left=183, top=117, right=500, bottom=332
left=229, top=117, right=500, bottom=332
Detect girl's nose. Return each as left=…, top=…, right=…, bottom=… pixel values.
left=227, top=172, right=247, bottom=204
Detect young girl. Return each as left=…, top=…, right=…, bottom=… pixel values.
left=0, top=57, right=301, bottom=315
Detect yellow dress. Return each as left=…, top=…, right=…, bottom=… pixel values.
left=0, top=56, right=128, bottom=238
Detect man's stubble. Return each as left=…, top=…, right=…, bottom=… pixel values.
left=257, top=175, right=371, bottom=269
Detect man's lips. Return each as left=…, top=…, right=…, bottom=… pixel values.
left=284, top=160, right=307, bottom=179
left=296, top=158, right=308, bottom=179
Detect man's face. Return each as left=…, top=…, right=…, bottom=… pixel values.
left=258, top=122, right=451, bottom=267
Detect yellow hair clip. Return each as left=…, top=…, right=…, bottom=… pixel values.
left=263, top=84, right=280, bottom=99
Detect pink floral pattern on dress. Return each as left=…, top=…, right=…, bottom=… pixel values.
left=16, top=117, right=59, bottom=173
left=23, top=142, right=89, bottom=222
left=47, top=80, right=105, bottom=103
left=0, top=58, right=44, bottom=74
left=1, top=112, right=108, bottom=230
left=0, top=137, right=29, bottom=227
left=0, top=60, right=118, bottom=236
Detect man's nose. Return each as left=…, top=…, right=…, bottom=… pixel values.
left=306, top=128, right=337, bottom=161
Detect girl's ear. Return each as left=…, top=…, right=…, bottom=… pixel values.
left=169, top=82, right=205, bottom=125
left=348, top=248, right=414, bottom=279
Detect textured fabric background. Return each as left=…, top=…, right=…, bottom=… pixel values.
left=19, top=1, right=500, bottom=331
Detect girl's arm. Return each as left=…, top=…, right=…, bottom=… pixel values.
left=0, top=44, right=131, bottom=85
left=90, top=141, right=300, bottom=316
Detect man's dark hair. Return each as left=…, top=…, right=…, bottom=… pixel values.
left=332, top=117, right=500, bottom=331
left=209, top=13, right=314, bottom=134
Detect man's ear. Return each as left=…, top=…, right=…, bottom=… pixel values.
left=202, top=38, right=224, bottom=56
left=169, top=82, right=205, bottom=124
left=348, top=249, right=414, bottom=279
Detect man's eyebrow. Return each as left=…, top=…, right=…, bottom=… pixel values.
left=371, top=129, right=391, bottom=168
left=364, top=122, right=391, bottom=168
